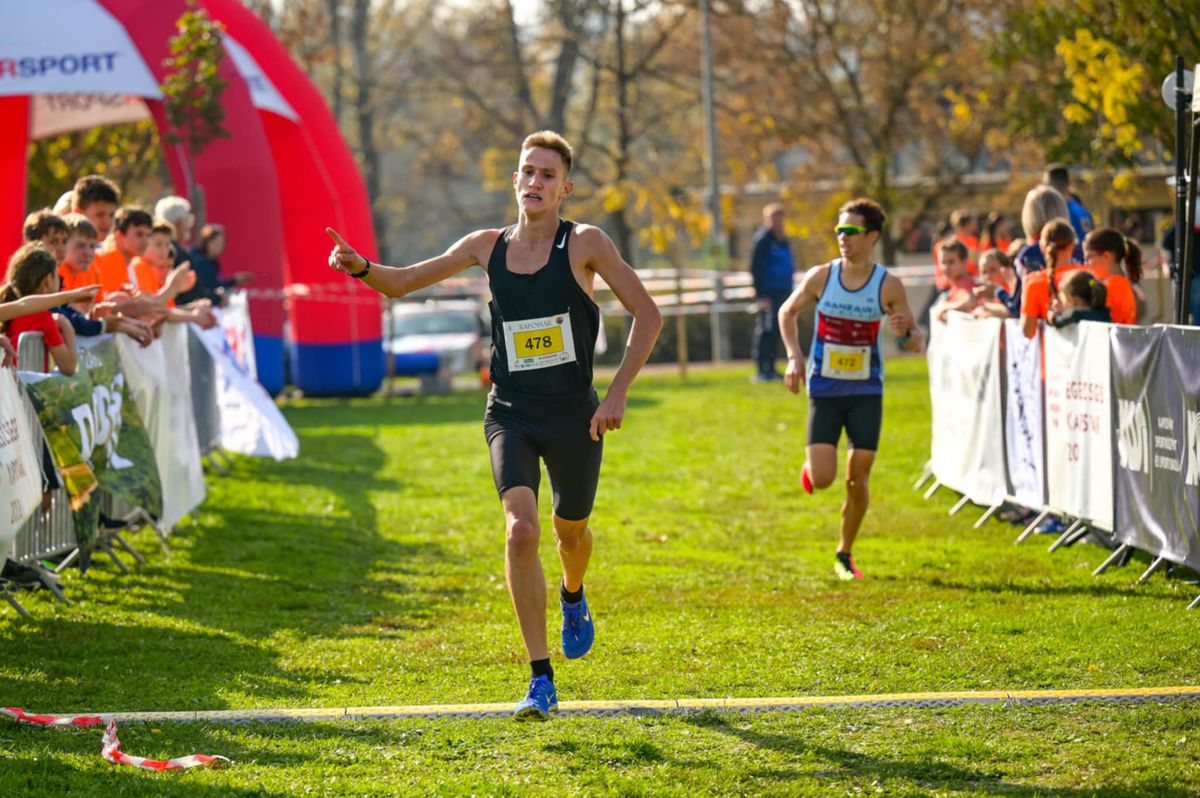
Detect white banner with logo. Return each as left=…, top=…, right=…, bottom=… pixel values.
left=927, top=314, right=1007, bottom=507
left=1043, top=322, right=1114, bottom=530
left=196, top=313, right=298, bottom=461
left=30, top=92, right=150, bottom=140
left=222, top=290, right=258, bottom=379
left=0, top=369, right=43, bottom=541
left=115, top=325, right=206, bottom=531
left=0, top=2, right=162, bottom=98
left=1003, top=320, right=1045, bottom=509
left=222, top=36, right=298, bottom=121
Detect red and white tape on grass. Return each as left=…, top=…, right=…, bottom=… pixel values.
left=3, top=707, right=229, bottom=771
left=2, top=707, right=104, bottom=727
left=102, top=720, right=229, bottom=771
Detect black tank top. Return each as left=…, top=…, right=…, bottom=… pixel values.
left=487, top=219, right=600, bottom=395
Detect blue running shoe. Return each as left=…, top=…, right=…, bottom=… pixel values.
left=561, top=590, right=595, bottom=660
left=513, top=675, right=558, bottom=721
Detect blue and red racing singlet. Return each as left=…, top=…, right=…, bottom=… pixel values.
left=807, top=259, right=887, bottom=398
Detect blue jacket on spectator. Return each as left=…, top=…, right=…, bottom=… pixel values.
left=750, top=228, right=795, bottom=296
left=54, top=304, right=103, bottom=337
left=176, top=246, right=235, bottom=306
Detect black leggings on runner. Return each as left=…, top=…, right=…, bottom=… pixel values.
left=484, top=385, right=603, bottom=521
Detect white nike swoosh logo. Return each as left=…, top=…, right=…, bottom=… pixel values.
left=582, top=613, right=590, bottom=622
left=556, top=231, right=568, bottom=249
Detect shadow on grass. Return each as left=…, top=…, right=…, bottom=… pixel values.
left=0, top=430, right=461, bottom=713
left=281, top=388, right=659, bottom=431
left=0, top=619, right=336, bottom=712
left=686, top=713, right=1194, bottom=796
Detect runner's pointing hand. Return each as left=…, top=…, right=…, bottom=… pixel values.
left=326, top=228, right=367, bottom=274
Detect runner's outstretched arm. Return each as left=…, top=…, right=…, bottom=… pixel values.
left=881, top=274, right=925, bottom=353
left=326, top=227, right=495, bottom=298
left=778, top=266, right=827, bottom=395
left=579, top=226, right=663, bottom=441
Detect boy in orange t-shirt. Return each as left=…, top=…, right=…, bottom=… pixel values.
left=59, top=213, right=105, bottom=306
left=130, top=220, right=186, bottom=304
left=93, top=205, right=153, bottom=294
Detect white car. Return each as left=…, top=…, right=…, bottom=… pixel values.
left=386, top=299, right=488, bottom=381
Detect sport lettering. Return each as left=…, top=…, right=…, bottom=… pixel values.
left=0, top=52, right=119, bottom=80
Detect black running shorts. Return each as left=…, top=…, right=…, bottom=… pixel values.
left=484, top=385, right=603, bottom=521
left=807, top=394, right=883, bottom=451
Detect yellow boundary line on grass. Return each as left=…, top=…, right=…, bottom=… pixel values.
left=56, top=686, right=1200, bottom=724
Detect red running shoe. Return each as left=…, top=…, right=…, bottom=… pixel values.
left=800, top=463, right=814, bottom=495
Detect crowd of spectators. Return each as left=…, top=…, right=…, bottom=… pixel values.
left=928, top=163, right=1146, bottom=338
left=0, top=173, right=252, bottom=373
left=925, top=163, right=1154, bottom=534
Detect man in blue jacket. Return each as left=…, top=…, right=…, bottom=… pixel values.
left=749, top=203, right=796, bottom=381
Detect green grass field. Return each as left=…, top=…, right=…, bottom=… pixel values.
left=1, top=357, right=1197, bottom=795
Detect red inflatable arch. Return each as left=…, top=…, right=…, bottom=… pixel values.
left=0, top=0, right=381, bottom=395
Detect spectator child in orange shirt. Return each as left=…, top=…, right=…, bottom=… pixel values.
left=931, top=238, right=979, bottom=321
left=131, top=220, right=179, bottom=300
left=1048, top=269, right=1111, bottom=328
left=59, top=213, right=104, bottom=305
left=1021, top=218, right=1082, bottom=338
left=93, top=205, right=153, bottom=294
left=72, top=174, right=121, bottom=243
left=1082, top=228, right=1140, bottom=325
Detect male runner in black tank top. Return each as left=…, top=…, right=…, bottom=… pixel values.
left=325, top=131, right=662, bottom=721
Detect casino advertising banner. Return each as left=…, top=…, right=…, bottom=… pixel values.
left=1043, top=322, right=1114, bottom=530
left=1003, top=320, right=1045, bottom=510
left=1111, top=325, right=1200, bottom=571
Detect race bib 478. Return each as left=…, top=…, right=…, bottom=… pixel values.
left=503, top=312, right=577, bottom=372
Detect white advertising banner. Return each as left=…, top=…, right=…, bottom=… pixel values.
left=0, top=1, right=162, bottom=98
left=222, top=36, right=299, bottom=121
left=1004, top=320, right=1045, bottom=509
left=1043, top=321, right=1114, bottom=530
left=0, top=369, right=43, bottom=541
left=197, top=315, right=298, bottom=462
left=222, top=291, right=258, bottom=379
left=115, top=325, right=206, bottom=531
left=927, top=313, right=1007, bottom=507
left=30, top=92, right=150, bottom=140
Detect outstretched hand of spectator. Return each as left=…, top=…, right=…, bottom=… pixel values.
left=165, top=262, right=197, bottom=296
left=0, top=337, right=15, bottom=370
left=115, top=316, right=154, bottom=347
left=64, top=284, right=101, bottom=306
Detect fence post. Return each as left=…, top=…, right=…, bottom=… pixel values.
left=710, top=272, right=727, bottom=362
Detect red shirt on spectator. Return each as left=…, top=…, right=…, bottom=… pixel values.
left=4, top=310, right=64, bottom=371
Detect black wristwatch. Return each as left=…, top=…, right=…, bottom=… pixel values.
left=348, top=257, right=371, bottom=279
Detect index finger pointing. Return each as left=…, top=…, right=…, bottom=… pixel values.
left=325, top=227, right=352, bottom=251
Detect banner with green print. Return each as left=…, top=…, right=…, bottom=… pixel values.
left=20, top=338, right=161, bottom=544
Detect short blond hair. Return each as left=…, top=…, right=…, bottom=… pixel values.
left=521, top=130, right=573, bottom=174
left=62, top=213, right=97, bottom=241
